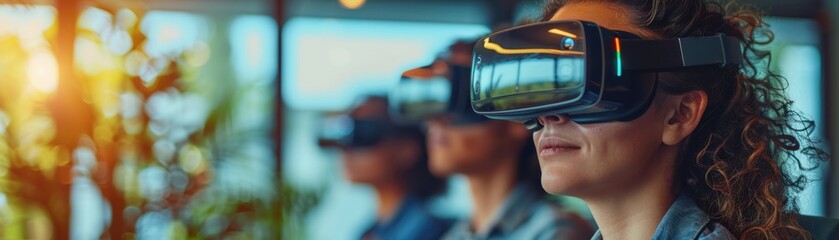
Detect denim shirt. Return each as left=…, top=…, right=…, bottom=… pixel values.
left=442, top=183, right=594, bottom=240
left=590, top=194, right=736, bottom=240
left=361, top=195, right=454, bottom=240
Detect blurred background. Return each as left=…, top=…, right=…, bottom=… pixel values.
left=0, top=0, right=835, bottom=239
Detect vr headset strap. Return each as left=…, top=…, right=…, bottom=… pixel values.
left=621, top=34, right=742, bottom=71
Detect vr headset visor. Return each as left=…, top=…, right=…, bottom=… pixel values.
left=471, top=20, right=742, bottom=130
left=391, top=61, right=488, bottom=125
left=318, top=115, right=391, bottom=149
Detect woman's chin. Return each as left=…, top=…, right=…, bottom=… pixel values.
left=540, top=170, right=585, bottom=196
left=428, top=164, right=456, bottom=178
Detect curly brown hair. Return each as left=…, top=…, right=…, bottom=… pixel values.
left=539, top=0, right=828, bottom=239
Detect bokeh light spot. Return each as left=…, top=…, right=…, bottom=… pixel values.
left=139, top=166, right=169, bottom=201
left=339, top=0, right=366, bottom=9
left=153, top=140, right=176, bottom=165
left=115, top=9, right=137, bottom=30
left=105, top=29, right=132, bottom=55
left=26, top=49, right=59, bottom=93
left=178, top=144, right=206, bottom=175
left=0, top=110, right=9, bottom=135
left=185, top=41, right=211, bottom=67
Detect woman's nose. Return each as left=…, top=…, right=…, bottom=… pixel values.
left=538, top=114, right=571, bottom=126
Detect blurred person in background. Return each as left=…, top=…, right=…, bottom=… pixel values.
left=318, top=96, right=453, bottom=240
left=391, top=41, right=594, bottom=240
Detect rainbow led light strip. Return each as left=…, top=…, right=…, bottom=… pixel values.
left=614, top=37, right=622, bottom=77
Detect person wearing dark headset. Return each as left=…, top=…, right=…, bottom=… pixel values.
left=392, top=41, right=594, bottom=240
left=468, top=0, right=831, bottom=239
left=319, top=96, right=454, bottom=240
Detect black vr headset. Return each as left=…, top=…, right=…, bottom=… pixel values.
left=317, top=114, right=390, bottom=149
left=390, top=59, right=489, bottom=125
left=470, top=20, right=743, bottom=131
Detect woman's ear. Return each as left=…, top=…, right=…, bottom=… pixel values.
left=662, top=90, right=707, bottom=145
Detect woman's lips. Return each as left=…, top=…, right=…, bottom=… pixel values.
left=538, top=137, right=581, bottom=157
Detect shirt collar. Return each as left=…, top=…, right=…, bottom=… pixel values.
left=650, top=194, right=711, bottom=240
left=450, top=183, right=543, bottom=238
left=589, top=194, right=711, bottom=240
left=364, top=195, right=424, bottom=238
left=489, top=183, right=542, bottom=235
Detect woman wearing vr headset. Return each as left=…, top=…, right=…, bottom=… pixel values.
left=466, top=0, right=828, bottom=239
left=320, top=96, right=453, bottom=240
left=393, top=41, right=593, bottom=240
